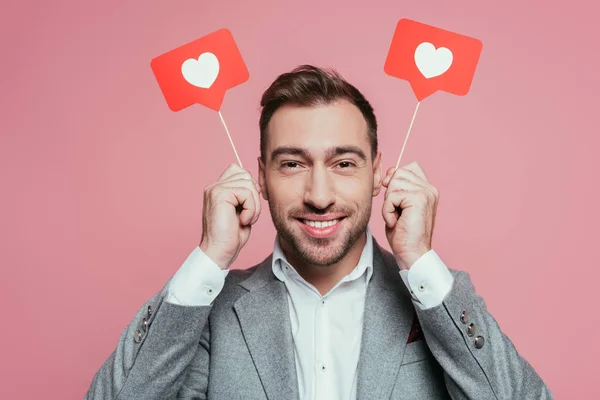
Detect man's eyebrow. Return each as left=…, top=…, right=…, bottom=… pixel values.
left=270, top=145, right=368, bottom=162
left=327, top=146, right=367, bottom=161
left=270, top=147, right=309, bottom=161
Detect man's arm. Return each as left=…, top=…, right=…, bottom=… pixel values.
left=84, top=247, right=225, bottom=400
left=84, top=163, right=261, bottom=399
left=401, top=251, right=553, bottom=400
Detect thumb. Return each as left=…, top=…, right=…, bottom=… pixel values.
left=383, top=167, right=396, bottom=186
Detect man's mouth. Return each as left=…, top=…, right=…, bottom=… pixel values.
left=295, top=216, right=346, bottom=238
left=300, top=218, right=341, bottom=228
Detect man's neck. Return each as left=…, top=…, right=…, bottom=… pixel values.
left=279, top=232, right=368, bottom=296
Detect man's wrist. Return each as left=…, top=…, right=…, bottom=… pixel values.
left=199, top=242, right=231, bottom=270
left=395, top=247, right=431, bottom=271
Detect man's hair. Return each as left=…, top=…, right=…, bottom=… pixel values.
left=259, top=65, right=378, bottom=162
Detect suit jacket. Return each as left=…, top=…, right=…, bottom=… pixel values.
left=85, top=240, right=552, bottom=399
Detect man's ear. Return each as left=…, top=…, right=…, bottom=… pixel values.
left=372, top=151, right=383, bottom=197
left=257, top=156, right=269, bottom=201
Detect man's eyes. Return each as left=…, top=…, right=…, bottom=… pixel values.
left=281, top=161, right=300, bottom=169
left=279, top=160, right=357, bottom=170
left=337, top=161, right=356, bottom=169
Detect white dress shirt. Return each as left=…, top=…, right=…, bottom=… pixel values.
left=166, top=228, right=454, bottom=400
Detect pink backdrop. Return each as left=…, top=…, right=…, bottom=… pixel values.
left=1, top=1, right=597, bottom=398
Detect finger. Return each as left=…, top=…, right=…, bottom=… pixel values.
left=381, top=193, right=398, bottom=228
left=384, top=178, right=435, bottom=211
left=403, top=161, right=429, bottom=182
left=223, top=186, right=257, bottom=226
left=218, top=180, right=261, bottom=224
left=220, top=171, right=261, bottom=194
left=382, top=190, right=405, bottom=228
left=383, top=168, right=431, bottom=195
left=391, top=167, right=439, bottom=200
left=382, top=167, right=403, bottom=187
left=385, top=174, right=427, bottom=194
left=385, top=167, right=395, bottom=180
left=382, top=190, right=419, bottom=228
left=218, top=163, right=248, bottom=181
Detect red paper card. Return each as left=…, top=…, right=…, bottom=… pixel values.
left=384, top=19, right=483, bottom=101
left=151, top=29, right=249, bottom=111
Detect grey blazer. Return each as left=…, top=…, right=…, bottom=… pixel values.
left=85, top=240, right=552, bottom=399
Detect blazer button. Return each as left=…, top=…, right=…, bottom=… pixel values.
left=134, top=330, right=143, bottom=344
left=467, top=323, right=476, bottom=337
left=460, top=310, right=468, bottom=324
left=474, top=335, right=485, bottom=349
left=142, top=317, right=148, bottom=332
left=147, top=305, right=153, bottom=318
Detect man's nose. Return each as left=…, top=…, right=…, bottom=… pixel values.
left=303, top=166, right=335, bottom=210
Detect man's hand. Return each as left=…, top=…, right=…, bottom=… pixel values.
left=381, top=161, right=439, bottom=270
left=199, top=164, right=262, bottom=269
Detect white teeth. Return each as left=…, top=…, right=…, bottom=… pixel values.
left=304, top=219, right=340, bottom=228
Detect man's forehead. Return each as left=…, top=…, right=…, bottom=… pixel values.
left=269, top=100, right=366, bottom=126
left=266, top=101, right=370, bottom=151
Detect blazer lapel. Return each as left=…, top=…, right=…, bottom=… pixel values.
left=233, top=256, right=300, bottom=400
left=356, top=241, right=416, bottom=400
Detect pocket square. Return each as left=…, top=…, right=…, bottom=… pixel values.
left=407, top=314, right=423, bottom=344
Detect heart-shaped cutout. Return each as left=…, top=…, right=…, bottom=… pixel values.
left=414, top=42, right=453, bottom=79
left=181, top=52, right=220, bottom=88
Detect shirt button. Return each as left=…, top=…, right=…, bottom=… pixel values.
left=418, top=282, right=427, bottom=292
left=321, top=300, right=326, bottom=306
left=206, top=286, right=214, bottom=296
left=320, top=364, right=326, bottom=372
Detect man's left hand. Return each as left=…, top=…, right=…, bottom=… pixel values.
left=381, top=161, right=439, bottom=271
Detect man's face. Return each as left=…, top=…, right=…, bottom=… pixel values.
left=258, top=99, right=382, bottom=267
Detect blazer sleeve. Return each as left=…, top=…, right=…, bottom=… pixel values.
left=413, top=270, right=553, bottom=400
left=83, top=281, right=212, bottom=400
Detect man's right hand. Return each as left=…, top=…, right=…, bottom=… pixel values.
left=199, top=164, right=262, bottom=270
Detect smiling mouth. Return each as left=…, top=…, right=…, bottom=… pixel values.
left=299, top=218, right=344, bottom=228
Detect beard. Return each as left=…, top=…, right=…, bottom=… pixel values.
left=267, top=193, right=372, bottom=267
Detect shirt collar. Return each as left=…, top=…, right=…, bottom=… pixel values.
left=271, top=227, right=374, bottom=285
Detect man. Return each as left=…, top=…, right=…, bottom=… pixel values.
left=85, top=65, right=552, bottom=399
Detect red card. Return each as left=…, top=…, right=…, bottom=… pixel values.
left=384, top=19, right=483, bottom=101
left=150, top=29, right=249, bottom=111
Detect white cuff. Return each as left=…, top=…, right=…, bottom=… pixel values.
left=399, top=249, right=454, bottom=310
left=166, top=246, right=230, bottom=306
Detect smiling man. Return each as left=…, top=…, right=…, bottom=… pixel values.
left=85, top=65, right=552, bottom=399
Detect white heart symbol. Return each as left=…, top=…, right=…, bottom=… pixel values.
left=181, top=52, right=220, bottom=88
left=414, top=42, right=453, bottom=79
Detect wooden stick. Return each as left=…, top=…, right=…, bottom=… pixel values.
left=218, top=110, right=243, bottom=168
left=395, top=101, right=421, bottom=170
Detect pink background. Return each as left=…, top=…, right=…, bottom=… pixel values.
left=1, top=1, right=598, bottom=398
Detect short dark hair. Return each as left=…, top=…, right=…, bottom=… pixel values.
left=259, top=65, right=378, bottom=162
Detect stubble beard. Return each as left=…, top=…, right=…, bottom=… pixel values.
left=268, top=196, right=372, bottom=267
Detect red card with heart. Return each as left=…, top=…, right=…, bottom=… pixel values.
left=384, top=19, right=483, bottom=101
left=150, top=29, right=249, bottom=111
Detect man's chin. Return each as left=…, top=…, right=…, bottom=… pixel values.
left=292, top=239, right=346, bottom=267
left=299, top=253, right=343, bottom=267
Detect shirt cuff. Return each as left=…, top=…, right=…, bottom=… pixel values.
left=399, top=249, right=454, bottom=310
left=166, top=246, right=230, bottom=306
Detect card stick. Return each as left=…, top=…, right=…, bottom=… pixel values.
left=395, top=101, right=421, bottom=170
left=218, top=110, right=243, bottom=168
